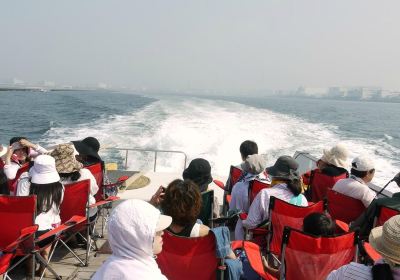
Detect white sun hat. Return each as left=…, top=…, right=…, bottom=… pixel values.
left=0, top=144, right=8, bottom=158
left=29, top=155, right=60, bottom=184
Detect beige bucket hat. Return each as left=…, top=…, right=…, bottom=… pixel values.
left=369, top=215, right=400, bottom=265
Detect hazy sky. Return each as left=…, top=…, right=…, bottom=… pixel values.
left=1, top=0, right=400, bottom=91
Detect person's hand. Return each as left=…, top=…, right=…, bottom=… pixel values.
left=150, top=186, right=165, bottom=207
left=19, top=139, right=36, bottom=149
left=5, top=146, right=14, bottom=164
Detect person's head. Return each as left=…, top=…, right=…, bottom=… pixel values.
left=320, top=143, right=349, bottom=170
left=9, top=137, right=29, bottom=162
left=240, top=140, right=258, bottom=161
left=51, top=143, right=83, bottom=181
left=72, top=136, right=101, bottom=163
left=161, top=179, right=202, bottom=227
left=241, top=154, right=266, bottom=175
left=182, top=158, right=213, bottom=192
left=28, top=155, right=63, bottom=213
left=108, top=199, right=172, bottom=258
left=266, top=156, right=301, bottom=196
left=303, top=213, right=336, bottom=237
left=351, top=155, right=375, bottom=183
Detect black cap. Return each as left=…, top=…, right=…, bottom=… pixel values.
left=72, top=137, right=101, bottom=160
left=182, top=158, right=213, bottom=192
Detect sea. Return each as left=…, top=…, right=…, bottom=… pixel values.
left=1, top=90, right=399, bottom=192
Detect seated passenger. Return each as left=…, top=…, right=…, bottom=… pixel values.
left=3, top=137, right=47, bottom=180
left=350, top=172, right=400, bottom=238
left=303, top=212, right=336, bottom=236
left=161, top=179, right=209, bottom=238
left=332, top=155, right=376, bottom=208
left=326, top=215, right=400, bottom=280
left=225, top=140, right=260, bottom=191
left=229, top=154, right=266, bottom=240
left=16, top=155, right=64, bottom=276
left=303, top=143, right=349, bottom=202
left=243, top=156, right=308, bottom=230
left=72, top=136, right=102, bottom=166
left=92, top=199, right=172, bottom=280
left=50, top=143, right=99, bottom=221
left=0, top=144, right=7, bottom=168
left=183, top=158, right=220, bottom=218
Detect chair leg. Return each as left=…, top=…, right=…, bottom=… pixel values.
left=58, top=239, right=86, bottom=266
left=39, top=240, right=59, bottom=280
left=34, top=252, right=62, bottom=280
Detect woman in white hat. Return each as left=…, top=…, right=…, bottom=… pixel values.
left=91, top=199, right=172, bottom=280
left=327, top=215, right=400, bottom=280
left=16, top=154, right=64, bottom=276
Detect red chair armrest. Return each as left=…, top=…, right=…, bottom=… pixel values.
left=213, top=179, right=225, bottom=190
left=239, top=213, right=248, bottom=220
left=244, top=241, right=277, bottom=280
left=226, top=195, right=232, bottom=204
left=364, top=242, right=382, bottom=262
left=335, top=219, right=350, bottom=232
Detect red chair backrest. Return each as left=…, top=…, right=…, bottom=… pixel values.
left=268, top=197, right=326, bottom=256
left=7, top=163, right=30, bottom=193
left=310, top=170, right=347, bottom=202
left=248, top=179, right=270, bottom=205
left=156, top=231, right=218, bottom=280
left=376, top=205, right=400, bottom=227
left=281, top=227, right=357, bottom=280
left=228, top=165, right=243, bottom=193
left=60, top=180, right=90, bottom=223
left=85, top=163, right=104, bottom=201
left=0, top=195, right=36, bottom=248
left=327, top=189, right=366, bottom=224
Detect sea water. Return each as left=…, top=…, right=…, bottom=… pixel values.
left=1, top=90, right=399, bottom=191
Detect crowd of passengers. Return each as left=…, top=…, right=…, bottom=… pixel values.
left=1, top=137, right=400, bottom=279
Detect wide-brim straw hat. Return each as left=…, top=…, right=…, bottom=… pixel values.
left=51, top=143, right=83, bottom=173
left=369, top=215, right=400, bottom=265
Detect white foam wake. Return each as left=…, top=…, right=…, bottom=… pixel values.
left=41, top=95, right=400, bottom=190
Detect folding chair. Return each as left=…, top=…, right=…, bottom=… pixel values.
left=156, top=230, right=225, bottom=280
left=214, top=165, right=243, bottom=215
left=327, top=189, right=366, bottom=224
left=248, top=179, right=270, bottom=207
left=42, top=179, right=92, bottom=275
left=306, top=170, right=347, bottom=202
left=0, top=195, right=62, bottom=279
left=85, top=162, right=122, bottom=237
left=199, top=190, right=215, bottom=227
left=374, top=205, right=400, bottom=227
left=279, top=227, right=358, bottom=279
left=267, top=197, right=326, bottom=258
left=1, top=225, right=38, bottom=280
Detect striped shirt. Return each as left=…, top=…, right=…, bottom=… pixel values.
left=326, top=262, right=400, bottom=280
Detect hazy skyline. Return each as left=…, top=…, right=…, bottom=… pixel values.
left=1, top=1, right=400, bottom=91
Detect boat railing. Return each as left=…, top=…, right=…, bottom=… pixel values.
left=102, top=148, right=188, bottom=172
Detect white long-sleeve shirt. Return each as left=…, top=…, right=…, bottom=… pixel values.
left=242, top=183, right=308, bottom=230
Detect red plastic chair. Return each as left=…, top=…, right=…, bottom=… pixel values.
left=156, top=231, right=224, bottom=280
left=279, top=227, right=358, bottom=280
left=374, top=205, right=400, bottom=227
left=0, top=225, right=38, bottom=279
left=7, top=162, right=30, bottom=194
left=327, top=189, right=366, bottom=224
left=267, top=197, right=326, bottom=257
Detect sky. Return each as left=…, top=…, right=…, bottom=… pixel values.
left=1, top=0, right=400, bottom=91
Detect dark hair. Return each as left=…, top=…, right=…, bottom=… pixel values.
left=59, top=171, right=81, bottom=181
left=29, top=182, right=64, bottom=214
left=351, top=168, right=374, bottom=178
left=0, top=169, right=9, bottom=195
left=240, top=140, right=258, bottom=159
left=372, top=263, right=393, bottom=280
left=285, top=177, right=302, bottom=196
left=161, top=179, right=202, bottom=227
left=303, top=213, right=335, bottom=236
left=9, top=136, right=27, bottom=145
